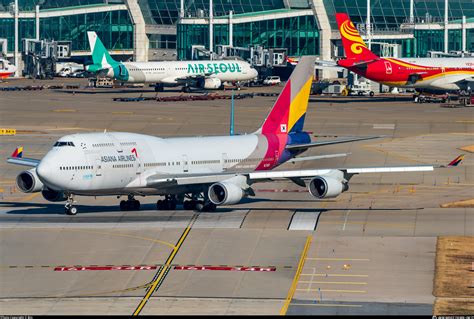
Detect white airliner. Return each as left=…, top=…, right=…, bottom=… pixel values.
left=0, top=58, right=16, bottom=79
left=8, top=56, right=457, bottom=215
left=85, top=31, right=258, bottom=92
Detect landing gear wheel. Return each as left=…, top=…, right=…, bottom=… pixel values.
left=194, top=201, right=216, bottom=212
left=203, top=202, right=217, bottom=212
left=66, top=206, right=78, bottom=215
left=183, top=200, right=196, bottom=210
left=369, top=91, right=374, bottom=97
left=195, top=201, right=205, bottom=212
left=64, top=194, right=77, bottom=215
left=156, top=198, right=177, bottom=210
left=132, top=200, right=140, bottom=210
left=120, top=198, right=141, bottom=211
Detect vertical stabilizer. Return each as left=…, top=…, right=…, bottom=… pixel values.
left=335, top=13, right=378, bottom=61
left=259, top=56, right=316, bottom=135
left=87, top=31, right=118, bottom=68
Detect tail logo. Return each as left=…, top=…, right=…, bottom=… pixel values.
left=11, top=146, right=23, bottom=158
left=448, top=154, right=465, bottom=167
left=339, top=20, right=367, bottom=55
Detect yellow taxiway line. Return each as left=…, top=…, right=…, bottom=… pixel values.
left=280, top=235, right=312, bottom=315
left=132, top=214, right=197, bottom=316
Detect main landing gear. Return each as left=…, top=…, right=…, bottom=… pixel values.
left=183, top=200, right=216, bottom=212
left=154, top=83, right=164, bottom=92
left=65, top=194, right=77, bottom=215
left=120, top=195, right=141, bottom=211
left=156, top=194, right=217, bottom=212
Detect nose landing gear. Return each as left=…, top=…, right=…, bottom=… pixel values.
left=65, top=194, right=77, bottom=215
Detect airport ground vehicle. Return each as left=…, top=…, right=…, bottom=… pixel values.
left=348, top=81, right=375, bottom=96
left=57, top=66, right=83, bottom=77
left=413, top=93, right=450, bottom=103
left=263, top=76, right=281, bottom=85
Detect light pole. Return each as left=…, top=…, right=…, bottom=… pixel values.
left=366, top=0, right=371, bottom=50
left=209, top=0, right=213, bottom=59
left=14, top=0, right=19, bottom=77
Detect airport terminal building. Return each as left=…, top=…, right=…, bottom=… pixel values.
left=0, top=0, right=473, bottom=64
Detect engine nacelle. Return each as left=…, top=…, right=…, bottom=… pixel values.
left=308, top=176, right=348, bottom=199
left=42, top=188, right=67, bottom=202
left=16, top=169, right=44, bottom=193
left=208, top=181, right=245, bottom=205
left=202, top=77, right=222, bottom=89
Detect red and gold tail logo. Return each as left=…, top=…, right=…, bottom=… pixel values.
left=336, top=13, right=378, bottom=61
left=339, top=20, right=367, bottom=55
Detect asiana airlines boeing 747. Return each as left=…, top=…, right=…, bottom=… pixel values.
left=7, top=56, right=462, bottom=215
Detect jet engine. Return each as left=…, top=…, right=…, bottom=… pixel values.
left=308, top=176, right=348, bottom=199
left=208, top=181, right=245, bottom=205
left=41, top=188, right=67, bottom=202
left=202, top=77, right=222, bottom=89
left=16, top=169, right=43, bottom=193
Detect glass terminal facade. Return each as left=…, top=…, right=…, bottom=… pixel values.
left=323, top=0, right=474, bottom=29
left=140, top=0, right=286, bottom=25
left=0, top=1, right=133, bottom=52
left=177, top=12, right=319, bottom=60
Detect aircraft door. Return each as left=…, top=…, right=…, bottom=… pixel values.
left=95, top=159, right=102, bottom=176
left=274, top=150, right=280, bottom=166
left=107, top=134, right=123, bottom=153
left=221, top=153, right=228, bottom=171
left=182, top=155, right=189, bottom=173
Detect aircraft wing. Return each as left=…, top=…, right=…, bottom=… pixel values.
left=285, top=136, right=382, bottom=151
left=6, top=147, right=40, bottom=167
left=145, top=164, right=435, bottom=189
left=314, top=60, right=345, bottom=72
left=160, top=74, right=213, bottom=85
left=7, top=157, right=40, bottom=167
left=143, top=153, right=461, bottom=191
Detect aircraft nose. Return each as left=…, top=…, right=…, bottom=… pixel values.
left=252, top=68, right=258, bottom=78
left=36, top=160, right=52, bottom=184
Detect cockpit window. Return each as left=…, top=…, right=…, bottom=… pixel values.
left=54, top=141, right=75, bottom=147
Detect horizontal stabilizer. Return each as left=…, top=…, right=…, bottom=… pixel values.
left=286, top=136, right=382, bottom=150
left=288, top=153, right=350, bottom=163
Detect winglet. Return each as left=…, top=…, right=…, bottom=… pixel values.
left=447, top=154, right=465, bottom=167
left=11, top=146, right=23, bottom=158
